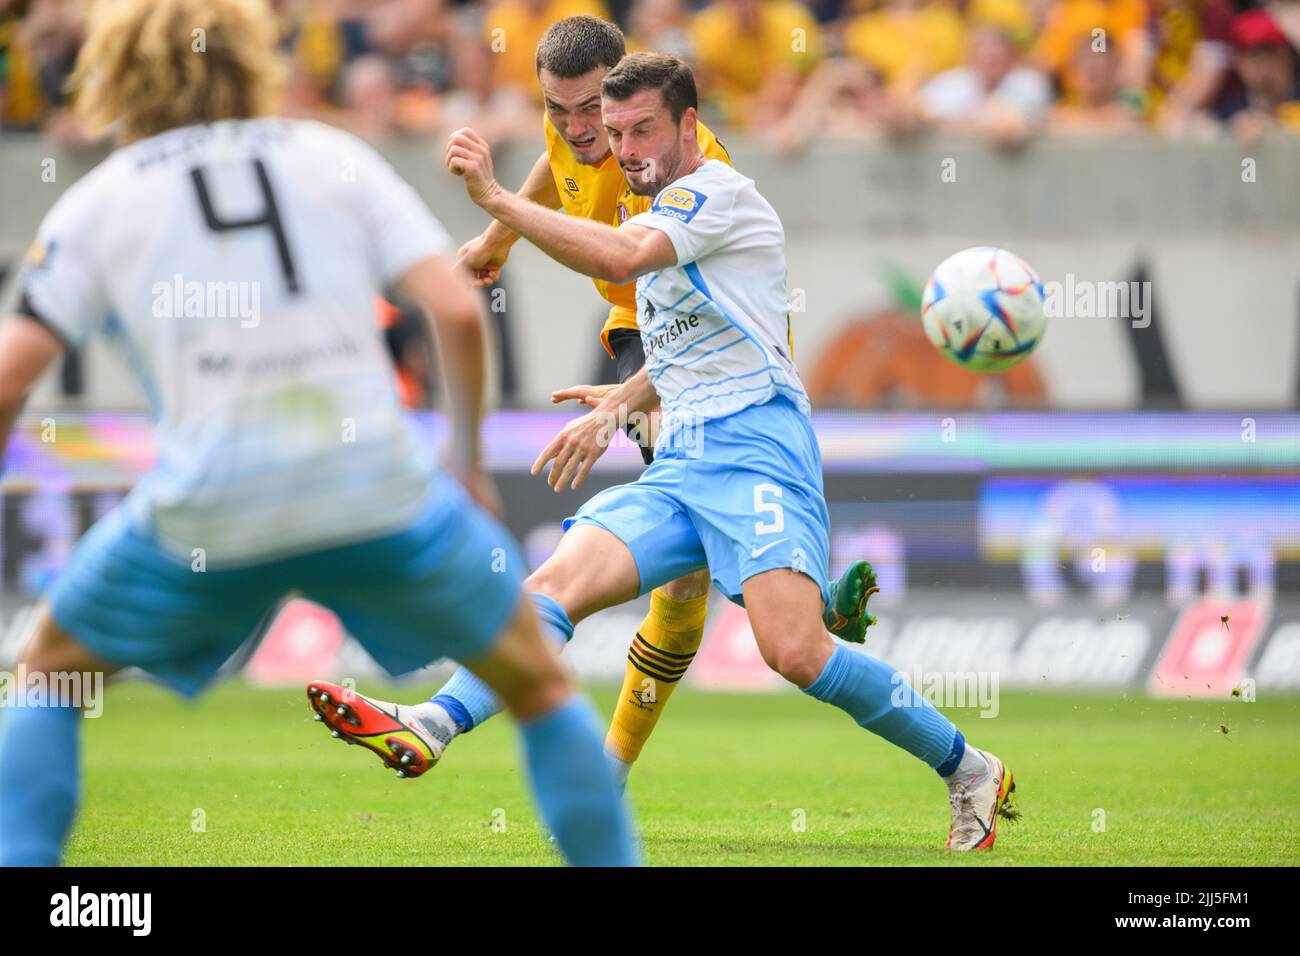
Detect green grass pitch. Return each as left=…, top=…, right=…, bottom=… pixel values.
left=66, top=681, right=1300, bottom=866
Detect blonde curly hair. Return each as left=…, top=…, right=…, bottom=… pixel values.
left=71, top=0, right=286, bottom=142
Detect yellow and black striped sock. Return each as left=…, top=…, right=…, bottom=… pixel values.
left=605, top=588, right=708, bottom=765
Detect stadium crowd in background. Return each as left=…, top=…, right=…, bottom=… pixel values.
left=3, top=0, right=1300, bottom=146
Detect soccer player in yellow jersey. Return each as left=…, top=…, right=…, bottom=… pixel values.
left=307, top=16, right=879, bottom=793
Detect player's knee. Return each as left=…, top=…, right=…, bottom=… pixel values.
left=522, top=547, right=627, bottom=624
left=658, top=568, right=710, bottom=601
left=764, top=647, right=825, bottom=689
left=522, top=562, right=575, bottom=615
left=752, top=626, right=830, bottom=688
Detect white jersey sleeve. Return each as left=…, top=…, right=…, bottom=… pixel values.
left=341, top=139, right=453, bottom=287
left=624, top=161, right=811, bottom=439
left=18, top=178, right=112, bottom=346
left=626, top=172, right=740, bottom=266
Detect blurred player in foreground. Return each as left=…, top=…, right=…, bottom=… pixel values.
left=0, top=0, right=635, bottom=867
left=308, top=15, right=881, bottom=795
left=443, top=52, right=1017, bottom=849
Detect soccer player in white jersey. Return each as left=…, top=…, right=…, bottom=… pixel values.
left=442, top=52, right=1018, bottom=850
left=0, top=0, right=635, bottom=867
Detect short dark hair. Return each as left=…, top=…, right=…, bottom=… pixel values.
left=601, top=52, right=698, bottom=123
left=535, top=15, right=626, bottom=78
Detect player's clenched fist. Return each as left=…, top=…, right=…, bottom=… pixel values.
left=445, top=127, right=500, bottom=207
left=457, top=233, right=510, bottom=287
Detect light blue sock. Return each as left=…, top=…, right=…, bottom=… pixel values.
left=432, top=592, right=575, bottom=733
left=803, top=645, right=965, bottom=776
left=519, top=695, right=638, bottom=866
left=604, top=749, right=632, bottom=796
left=0, top=700, right=81, bottom=866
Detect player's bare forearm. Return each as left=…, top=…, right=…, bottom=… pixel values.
left=446, top=127, right=676, bottom=284
left=459, top=152, right=561, bottom=285
left=481, top=150, right=561, bottom=247
left=482, top=187, right=670, bottom=284
left=591, top=367, right=658, bottom=420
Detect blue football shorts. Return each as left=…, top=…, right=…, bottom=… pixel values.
left=47, top=471, right=525, bottom=696
left=565, top=394, right=830, bottom=607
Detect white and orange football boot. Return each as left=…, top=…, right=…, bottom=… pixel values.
left=306, top=680, right=456, bottom=778
left=946, top=749, right=1017, bottom=851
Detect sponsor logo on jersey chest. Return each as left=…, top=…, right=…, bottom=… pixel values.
left=652, top=187, right=707, bottom=222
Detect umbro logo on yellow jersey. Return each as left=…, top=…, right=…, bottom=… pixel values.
left=564, top=177, right=579, bottom=193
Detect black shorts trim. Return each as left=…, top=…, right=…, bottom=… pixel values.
left=606, top=328, right=654, bottom=465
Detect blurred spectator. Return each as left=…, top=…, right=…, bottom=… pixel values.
left=626, top=0, right=694, bottom=61
left=482, top=0, right=609, bottom=101
left=1273, top=1, right=1300, bottom=51
left=368, top=0, right=462, bottom=104
left=689, top=0, right=821, bottom=128
left=1047, top=32, right=1147, bottom=129
left=1031, top=0, right=1148, bottom=108
left=286, top=1, right=438, bottom=130
left=1133, top=0, right=1235, bottom=132
left=281, top=0, right=536, bottom=142
left=842, top=0, right=967, bottom=94
left=435, top=6, right=538, bottom=142
left=766, top=56, right=889, bottom=153
left=290, top=0, right=352, bottom=99
left=914, top=7, right=1052, bottom=145
left=1, top=0, right=85, bottom=137
left=1213, top=8, right=1300, bottom=140
left=339, top=54, right=404, bottom=139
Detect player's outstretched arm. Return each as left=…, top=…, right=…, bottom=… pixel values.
left=0, top=315, right=64, bottom=462
left=447, top=128, right=677, bottom=285
left=457, top=150, right=560, bottom=287
left=396, top=255, right=501, bottom=516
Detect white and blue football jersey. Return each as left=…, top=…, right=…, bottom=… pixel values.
left=626, top=160, right=810, bottom=448
left=18, top=118, right=451, bottom=565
